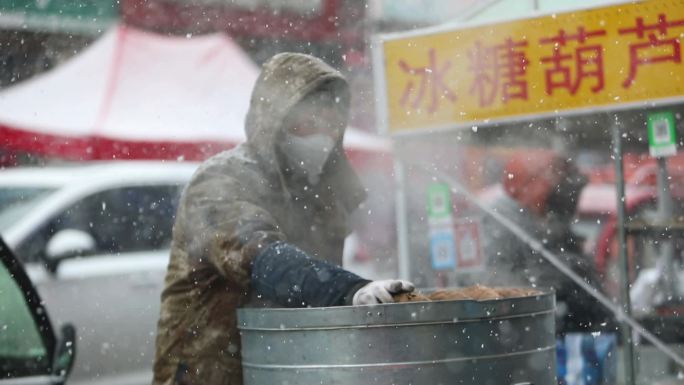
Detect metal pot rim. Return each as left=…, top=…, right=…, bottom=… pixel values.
left=238, top=291, right=555, bottom=330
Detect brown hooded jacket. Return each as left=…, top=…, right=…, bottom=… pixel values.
left=152, top=53, right=366, bottom=385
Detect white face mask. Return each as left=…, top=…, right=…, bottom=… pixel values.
left=279, top=133, right=336, bottom=185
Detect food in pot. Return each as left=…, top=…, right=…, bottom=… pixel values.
left=392, top=284, right=541, bottom=303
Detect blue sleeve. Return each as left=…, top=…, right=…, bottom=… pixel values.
left=250, top=241, right=370, bottom=307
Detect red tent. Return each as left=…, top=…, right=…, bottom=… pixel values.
left=0, top=25, right=390, bottom=163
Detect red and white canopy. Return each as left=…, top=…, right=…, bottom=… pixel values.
left=0, top=25, right=389, bottom=162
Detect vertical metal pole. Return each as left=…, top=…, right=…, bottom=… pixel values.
left=371, top=31, right=408, bottom=279
left=655, top=157, right=678, bottom=297
left=394, top=155, right=411, bottom=281
left=656, top=157, right=674, bottom=216
left=612, top=115, right=637, bottom=385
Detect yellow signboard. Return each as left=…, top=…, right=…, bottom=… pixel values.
left=378, top=0, right=684, bottom=134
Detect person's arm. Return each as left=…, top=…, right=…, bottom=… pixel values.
left=251, top=241, right=370, bottom=307
left=252, top=241, right=415, bottom=307
left=184, top=174, right=413, bottom=307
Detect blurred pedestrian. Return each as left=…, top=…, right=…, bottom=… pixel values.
left=481, top=151, right=612, bottom=333
left=152, top=53, right=413, bottom=385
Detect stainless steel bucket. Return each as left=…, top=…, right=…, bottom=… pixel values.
left=237, top=292, right=556, bottom=385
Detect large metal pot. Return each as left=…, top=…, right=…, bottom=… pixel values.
left=237, top=292, right=556, bottom=385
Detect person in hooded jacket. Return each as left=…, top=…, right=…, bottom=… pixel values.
left=480, top=151, right=614, bottom=333
left=152, top=53, right=414, bottom=385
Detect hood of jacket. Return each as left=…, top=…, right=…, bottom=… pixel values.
left=244, top=52, right=365, bottom=213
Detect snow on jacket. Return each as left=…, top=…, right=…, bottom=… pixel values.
left=153, top=53, right=366, bottom=385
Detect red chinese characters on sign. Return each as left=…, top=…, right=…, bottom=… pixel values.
left=539, top=27, right=606, bottom=95
left=619, top=14, right=684, bottom=88
left=398, top=48, right=457, bottom=113
left=468, top=38, right=530, bottom=107
left=392, top=11, right=684, bottom=118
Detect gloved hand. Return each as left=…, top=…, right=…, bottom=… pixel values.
left=352, top=279, right=415, bottom=305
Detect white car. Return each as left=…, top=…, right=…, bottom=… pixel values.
left=0, top=161, right=198, bottom=385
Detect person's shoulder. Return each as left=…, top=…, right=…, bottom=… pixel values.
left=182, top=144, right=275, bottom=200
left=190, top=144, right=260, bottom=180
left=201, top=144, right=258, bottom=171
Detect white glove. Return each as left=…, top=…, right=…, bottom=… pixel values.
left=352, top=279, right=415, bottom=305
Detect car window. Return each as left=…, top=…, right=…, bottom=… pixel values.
left=89, top=185, right=181, bottom=252
left=16, top=185, right=182, bottom=262
left=0, top=259, right=51, bottom=377
left=0, top=188, right=55, bottom=232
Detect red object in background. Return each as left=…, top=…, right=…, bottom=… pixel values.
left=0, top=125, right=391, bottom=172
left=579, top=184, right=656, bottom=275
left=453, top=220, right=484, bottom=270
left=578, top=152, right=684, bottom=278
left=502, top=150, right=561, bottom=215
left=588, top=152, right=684, bottom=187
left=120, top=0, right=363, bottom=45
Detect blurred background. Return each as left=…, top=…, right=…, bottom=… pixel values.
left=1, top=1, right=684, bottom=385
